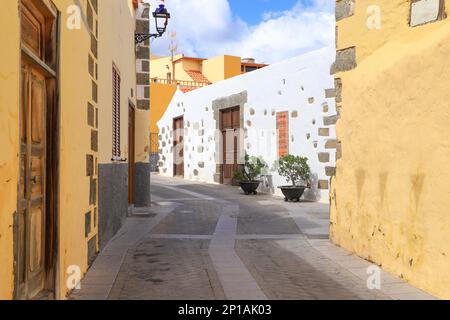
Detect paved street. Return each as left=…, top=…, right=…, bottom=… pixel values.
left=70, top=175, right=436, bottom=300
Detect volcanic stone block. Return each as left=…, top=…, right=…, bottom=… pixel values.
left=336, top=0, right=355, bottom=21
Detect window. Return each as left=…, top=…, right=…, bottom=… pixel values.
left=276, top=112, right=289, bottom=158
left=244, top=66, right=258, bottom=73
left=112, top=65, right=121, bottom=159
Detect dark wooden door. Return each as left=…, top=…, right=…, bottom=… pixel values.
left=18, top=62, right=47, bottom=299
left=173, top=117, right=184, bottom=177
left=220, top=107, right=240, bottom=185
left=128, top=104, right=135, bottom=204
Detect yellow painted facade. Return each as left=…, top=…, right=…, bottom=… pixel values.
left=98, top=0, right=141, bottom=164
left=150, top=83, right=177, bottom=134
left=0, top=0, right=20, bottom=300
left=0, top=0, right=144, bottom=300
left=330, top=0, right=450, bottom=299
left=202, top=55, right=242, bottom=83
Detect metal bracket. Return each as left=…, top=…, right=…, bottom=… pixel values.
left=135, top=33, right=161, bottom=44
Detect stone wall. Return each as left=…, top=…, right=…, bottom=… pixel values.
left=98, top=164, right=128, bottom=249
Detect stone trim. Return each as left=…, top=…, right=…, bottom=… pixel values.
left=318, top=180, right=330, bottom=190
left=324, top=115, right=339, bottom=126
left=325, top=139, right=339, bottom=149
left=87, top=0, right=99, bottom=263
left=335, top=78, right=342, bottom=103
left=336, top=0, right=355, bottom=21
left=318, top=153, right=330, bottom=163
left=86, top=155, right=94, bottom=176
left=212, top=91, right=248, bottom=183
left=410, top=0, right=447, bottom=27
left=331, top=47, right=357, bottom=74
left=325, top=88, right=336, bottom=98
left=319, top=128, right=330, bottom=137
left=325, top=167, right=336, bottom=177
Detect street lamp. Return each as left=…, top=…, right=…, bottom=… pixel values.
left=135, top=2, right=171, bottom=44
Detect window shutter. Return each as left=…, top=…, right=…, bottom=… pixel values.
left=112, top=66, right=121, bottom=159
left=277, top=112, right=289, bottom=158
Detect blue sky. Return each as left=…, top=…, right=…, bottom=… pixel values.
left=228, top=0, right=301, bottom=25
left=146, top=0, right=334, bottom=63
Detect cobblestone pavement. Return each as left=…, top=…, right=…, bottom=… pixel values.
left=70, top=175, right=436, bottom=300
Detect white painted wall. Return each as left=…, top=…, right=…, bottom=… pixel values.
left=157, top=47, right=337, bottom=202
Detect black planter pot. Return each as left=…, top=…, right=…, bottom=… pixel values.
left=278, top=186, right=307, bottom=202
left=239, top=181, right=261, bottom=195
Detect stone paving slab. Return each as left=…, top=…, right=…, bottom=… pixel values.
left=235, top=239, right=389, bottom=300
left=70, top=210, right=169, bottom=300
left=209, top=215, right=267, bottom=300
left=109, top=238, right=225, bottom=300
left=151, top=200, right=221, bottom=235
left=70, top=175, right=439, bottom=300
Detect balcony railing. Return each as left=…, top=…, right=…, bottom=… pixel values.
left=151, top=78, right=211, bottom=91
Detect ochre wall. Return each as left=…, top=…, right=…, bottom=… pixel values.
left=223, top=55, right=242, bottom=80
left=203, top=55, right=241, bottom=83
left=98, top=0, right=137, bottom=164
left=330, top=0, right=450, bottom=299
left=135, top=109, right=150, bottom=161
left=150, top=83, right=177, bottom=133
left=0, top=0, right=94, bottom=300
left=53, top=0, right=97, bottom=298
left=0, top=0, right=138, bottom=299
left=150, top=55, right=180, bottom=81
left=0, top=0, right=20, bottom=300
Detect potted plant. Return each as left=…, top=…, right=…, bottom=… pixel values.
left=277, top=155, right=311, bottom=202
left=234, top=154, right=267, bottom=195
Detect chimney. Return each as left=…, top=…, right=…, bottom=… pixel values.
left=242, top=58, right=256, bottom=64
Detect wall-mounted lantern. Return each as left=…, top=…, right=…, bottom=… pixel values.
left=135, top=1, right=171, bottom=44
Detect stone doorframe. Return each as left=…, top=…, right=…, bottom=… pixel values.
left=212, top=91, right=247, bottom=184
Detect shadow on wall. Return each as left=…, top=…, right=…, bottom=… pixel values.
left=304, top=173, right=321, bottom=202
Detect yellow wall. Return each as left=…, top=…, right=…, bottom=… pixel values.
left=330, top=0, right=450, bottom=299
left=223, top=55, right=243, bottom=79
left=150, top=83, right=177, bottom=133
left=98, top=0, right=137, bottom=164
left=54, top=0, right=98, bottom=298
left=203, top=55, right=241, bottom=83
left=0, top=0, right=139, bottom=299
left=135, top=109, right=150, bottom=161
left=150, top=55, right=180, bottom=81
left=0, top=0, right=20, bottom=300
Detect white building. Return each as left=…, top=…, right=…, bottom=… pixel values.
left=157, top=47, right=338, bottom=202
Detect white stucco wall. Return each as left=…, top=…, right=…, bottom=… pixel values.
left=157, top=47, right=337, bottom=202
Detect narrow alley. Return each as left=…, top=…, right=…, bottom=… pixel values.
left=70, top=175, right=434, bottom=300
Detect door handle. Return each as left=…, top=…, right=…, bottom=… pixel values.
left=31, top=176, right=38, bottom=184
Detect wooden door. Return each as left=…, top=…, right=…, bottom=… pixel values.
left=128, top=104, right=135, bottom=204
left=220, top=107, right=240, bottom=185
left=18, top=62, right=47, bottom=299
left=173, top=117, right=184, bottom=177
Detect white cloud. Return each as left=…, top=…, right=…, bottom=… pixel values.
left=144, top=0, right=334, bottom=64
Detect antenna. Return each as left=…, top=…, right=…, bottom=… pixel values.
left=169, top=31, right=178, bottom=80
